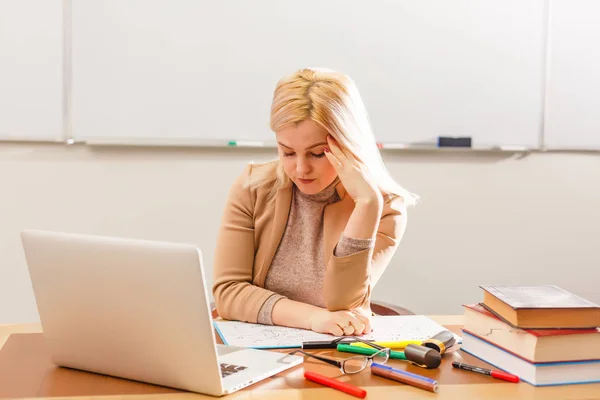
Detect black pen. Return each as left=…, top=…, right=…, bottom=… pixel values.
left=452, top=361, right=520, bottom=383
left=302, top=338, right=371, bottom=349
left=302, top=340, right=340, bottom=349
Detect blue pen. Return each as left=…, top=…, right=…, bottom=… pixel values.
left=372, top=363, right=437, bottom=383
left=371, top=363, right=438, bottom=393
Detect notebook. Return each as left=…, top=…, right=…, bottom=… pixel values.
left=214, top=315, right=461, bottom=349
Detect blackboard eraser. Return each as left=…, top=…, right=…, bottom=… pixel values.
left=437, top=137, right=472, bottom=147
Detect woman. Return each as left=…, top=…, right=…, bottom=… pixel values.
left=212, top=68, right=417, bottom=337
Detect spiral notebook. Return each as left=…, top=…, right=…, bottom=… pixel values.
left=213, top=315, right=461, bottom=349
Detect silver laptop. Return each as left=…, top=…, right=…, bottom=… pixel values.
left=21, top=229, right=303, bottom=396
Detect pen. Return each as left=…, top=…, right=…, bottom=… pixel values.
left=337, top=343, right=407, bottom=360
left=349, top=340, right=422, bottom=349
left=302, top=340, right=340, bottom=349
left=371, top=363, right=438, bottom=393
left=452, top=361, right=519, bottom=383
left=302, top=339, right=361, bottom=349
left=302, top=338, right=378, bottom=350
left=304, top=371, right=367, bottom=398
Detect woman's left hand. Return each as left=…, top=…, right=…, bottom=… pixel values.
left=351, top=304, right=373, bottom=333
left=324, top=136, right=382, bottom=206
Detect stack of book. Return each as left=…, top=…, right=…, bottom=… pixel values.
left=461, top=285, right=600, bottom=386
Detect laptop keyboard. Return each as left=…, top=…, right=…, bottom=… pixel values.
left=220, top=363, right=248, bottom=378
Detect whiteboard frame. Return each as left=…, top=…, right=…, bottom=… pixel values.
left=4, top=135, right=600, bottom=154
left=62, top=0, right=73, bottom=144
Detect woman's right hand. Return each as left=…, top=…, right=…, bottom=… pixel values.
left=308, top=309, right=372, bottom=336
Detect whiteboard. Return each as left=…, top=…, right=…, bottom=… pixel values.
left=544, top=0, right=600, bottom=150
left=0, top=0, right=64, bottom=141
left=71, top=0, right=545, bottom=148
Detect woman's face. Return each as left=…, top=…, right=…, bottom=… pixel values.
left=276, top=120, right=338, bottom=195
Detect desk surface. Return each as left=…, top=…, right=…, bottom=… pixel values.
left=1, top=315, right=599, bottom=400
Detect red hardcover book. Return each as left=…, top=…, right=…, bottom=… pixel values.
left=463, top=303, right=600, bottom=363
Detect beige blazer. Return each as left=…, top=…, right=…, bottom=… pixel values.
left=212, top=162, right=407, bottom=323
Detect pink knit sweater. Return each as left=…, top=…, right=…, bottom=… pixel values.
left=257, top=181, right=374, bottom=324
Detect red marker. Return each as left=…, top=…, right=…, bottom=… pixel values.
left=452, top=361, right=520, bottom=383
left=304, top=371, right=367, bottom=398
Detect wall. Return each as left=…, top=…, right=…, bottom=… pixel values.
left=1, top=143, right=599, bottom=324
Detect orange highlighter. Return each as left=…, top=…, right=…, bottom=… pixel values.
left=304, top=371, right=367, bottom=398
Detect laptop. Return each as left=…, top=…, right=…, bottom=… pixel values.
left=20, top=229, right=303, bottom=396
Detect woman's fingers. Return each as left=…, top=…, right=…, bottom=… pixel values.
left=334, top=313, right=365, bottom=336
left=324, top=147, right=342, bottom=170
left=348, top=314, right=365, bottom=335
left=342, top=325, right=354, bottom=336
left=319, top=310, right=372, bottom=336
left=353, top=311, right=372, bottom=334
left=327, top=135, right=361, bottom=171
left=326, top=136, right=348, bottom=162
left=336, top=318, right=355, bottom=336
left=329, top=324, right=344, bottom=336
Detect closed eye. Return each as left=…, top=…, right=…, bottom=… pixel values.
left=281, top=152, right=324, bottom=158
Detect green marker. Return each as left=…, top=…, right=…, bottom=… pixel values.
left=337, top=344, right=407, bottom=360
left=227, top=140, right=263, bottom=147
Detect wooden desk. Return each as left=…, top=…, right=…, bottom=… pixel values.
left=1, top=316, right=599, bottom=400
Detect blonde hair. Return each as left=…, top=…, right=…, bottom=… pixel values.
left=250, top=68, right=418, bottom=206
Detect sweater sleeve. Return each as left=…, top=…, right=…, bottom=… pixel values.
left=323, top=197, right=407, bottom=311
left=256, top=294, right=286, bottom=325
left=334, top=235, right=375, bottom=257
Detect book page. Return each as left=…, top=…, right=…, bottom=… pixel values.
left=214, top=315, right=461, bottom=349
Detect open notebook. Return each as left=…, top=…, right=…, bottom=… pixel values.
left=214, top=315, right=461, bottom=349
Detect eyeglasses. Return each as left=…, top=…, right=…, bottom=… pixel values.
left=288, top=338, right=390, bottom=374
